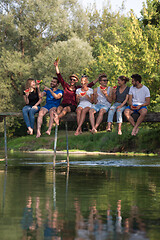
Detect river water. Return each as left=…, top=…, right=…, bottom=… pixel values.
left=0, top=152, right=160, bottom=240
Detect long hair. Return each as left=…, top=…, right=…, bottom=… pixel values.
left=25, top=78, right=35, bottom=90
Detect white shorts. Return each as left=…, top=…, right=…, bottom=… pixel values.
left=77, top=102, right=92, bottom=109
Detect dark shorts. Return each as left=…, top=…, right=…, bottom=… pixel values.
left=126, top=105, right=147, bottom=113
left=59, top=103, right=77, bottom=112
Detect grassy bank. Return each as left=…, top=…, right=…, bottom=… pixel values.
left=1, top=124, right=160, bottom=155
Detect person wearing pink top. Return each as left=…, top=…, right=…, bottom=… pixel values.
left=53, top=60, right=99, bottom=125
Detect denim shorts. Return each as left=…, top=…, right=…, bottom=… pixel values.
left=91, top=104, right=110, bottom=113
left=43, top=103, right=57, bottom=111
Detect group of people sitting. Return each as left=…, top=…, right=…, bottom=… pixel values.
left=22, top=59, right=150, bottom=138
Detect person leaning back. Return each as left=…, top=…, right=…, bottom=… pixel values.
left=124, top=74, right=150, bottom=136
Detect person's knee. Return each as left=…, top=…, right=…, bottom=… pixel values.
left=89, top=108, right=94, bottom=114
left=139, top=109, right=147, bottom=117
left=76, top=108, right=82, bottom=114
left=124, top=109, right=130, bottom=117
left=99, top=109, right=105, bottom=115
left=38, top=110, right=45, bottom=118
left=64, top=107, right=71, bottom=113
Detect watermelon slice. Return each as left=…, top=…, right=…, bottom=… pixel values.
left=80, top=92, right=86, bottom=96
left=113, top=86, right=117, bottom=89
left=132, top=106, right=137, bottom=109
left=24, top=89, right=30, bottom=93
left=36, top=80, right=43, bottom=84
left=100, top=86, right=106, bottom=90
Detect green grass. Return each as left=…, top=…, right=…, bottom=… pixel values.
left=0, top=124, right=160, bottom=155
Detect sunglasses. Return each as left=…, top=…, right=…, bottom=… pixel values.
left=81, top=75, right=88, bottom=78
left=101, top=79, right=108, bottom=82
left=70, top=78, right=77, bottom=82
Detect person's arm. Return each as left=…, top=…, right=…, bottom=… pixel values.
left=117, top=94, right=129, bottom=109
left=76, top=89, right=80, bottom=104
left=54, top=60, right=60, bottom=74
left=128, top=94, right=133, bottom=107
left=136, top=97, right=150, bottom=110
left=44, top=87, right=63, bottom=99
left=88, top=74, right=105, bottom=87
left=32, top=97, right=42, bottom=109
left=101, top=87, right=112, bottom=103
left=54, top=60, right=68, bottom=89
left=86, top=89, right=94, bottom=103
left=93, top=88, right=98, bottom=104
left=23, top=92, right=29, bottom=105
left=112, top=88, right=117, bottom=101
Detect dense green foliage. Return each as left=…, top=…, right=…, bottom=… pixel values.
left=0, top=0, right=160, bottom=133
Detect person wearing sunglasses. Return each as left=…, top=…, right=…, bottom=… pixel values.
left=89, top=74, right=112, bottom=134
left=53, top=60, right=99, bottom=125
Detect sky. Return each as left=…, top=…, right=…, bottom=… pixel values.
left=78, top=0, right=147, bottom=17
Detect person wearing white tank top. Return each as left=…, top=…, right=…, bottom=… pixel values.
left=89, top=74, right=112, bottom=134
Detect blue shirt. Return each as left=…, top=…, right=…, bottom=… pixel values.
left=44, top=88, right=63, bottom=107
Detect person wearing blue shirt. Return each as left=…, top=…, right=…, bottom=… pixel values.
left=36, top=77, right=63, bottom=138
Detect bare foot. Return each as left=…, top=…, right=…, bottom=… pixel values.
left=107, top=128, right=112, bottom=132
left=118, top=130, right=122, bottom=135
left=46, top=130, right=51, bottom=135
left=54, top=113, right=59, bottom=125
left=74, top=130, right=80, bottom=136
left=134, top=127, right=139, bottom=136
left=36, top=131, right=41, bottom=138
left=28, top=127, right=33, bottom=135
left=91, top=128, right=97, bottom=134
left=131, top=127, right=136, bottom=136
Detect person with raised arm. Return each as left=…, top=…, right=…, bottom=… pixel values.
left=53, top=59, right=99, bottom=125
left=107, top=76, right=130, bottom=135
left=22, top=78, right=42, bottom=135
left=89, top=74, right=112, bottom=134
left=124, top=74, right=150, bottom=136
left=36, top=77, right=63, bottom=138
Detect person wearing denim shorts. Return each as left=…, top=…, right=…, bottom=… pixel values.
left=124, top=74, right=150, bottom=136
left=107, top=76, right=130, bottom=135
left=89, top=74, right=112, bottom=134
left=36, top=77, right=63, bottom=138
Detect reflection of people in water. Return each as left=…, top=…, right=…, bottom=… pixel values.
left=88, top=201, right=104, bottom=238
left=21, top=196, right=37, bottom=239
left=74, top=198, right=89, bottom=240
left=126, top=205, right=149, bottom=240
left=116, top=200, right=122, bottom=234
left=44, top=198, right=62, bottom=240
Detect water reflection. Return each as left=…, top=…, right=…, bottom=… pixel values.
left=74, top=199, right=149, bottom=240
left=0, top=153, right=160, bottom=239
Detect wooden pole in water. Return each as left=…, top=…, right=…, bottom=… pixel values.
left=53, top=124, right=58, bottom=168
left=4, top=117, right=8, bottom=166
left=65, top=122, right=69, bottom=167
left=53, top=169, right=56, bottom=209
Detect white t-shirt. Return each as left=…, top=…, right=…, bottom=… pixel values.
left=129, top=85, right=150, bottom=105
left=76, top=88, right=93, bottom=108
